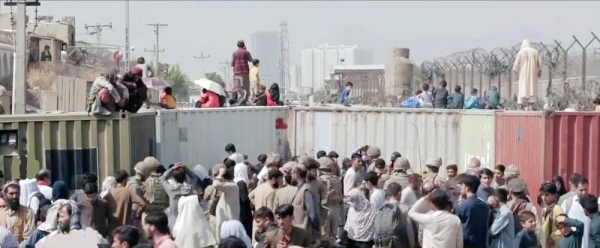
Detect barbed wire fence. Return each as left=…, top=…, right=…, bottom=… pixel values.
left=419, top=32, right=600, bottom=110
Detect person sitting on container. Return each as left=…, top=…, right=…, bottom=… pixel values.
left=87, top=67, right=126, bottom=115
left=121, top=66, right=149, bottom=113
left=159, top=87, right=177, bottom=109
left=200, top=89, right=220, bottom=108
left=339, top=81, right=353, bottom=105
left=253, top=85, right=267, bottom=106
left=229, top=79, right=248, bottom=106
left=267, top=83, right=282, bottom=106
left=464, top=88, right=484, bottom=109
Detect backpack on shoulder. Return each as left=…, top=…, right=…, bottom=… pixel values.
left=374, top=203, right=407, bottom=248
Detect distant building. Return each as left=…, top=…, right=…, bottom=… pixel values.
left=301, top=44, right=372, bottom=92
left=251, top=31, right=279, bottom=88
left=290, top=65, right=301, bottom=93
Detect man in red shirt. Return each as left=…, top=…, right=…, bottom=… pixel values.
left=231, top=40, right=253, bottom=94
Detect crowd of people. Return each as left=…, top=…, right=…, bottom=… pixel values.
left=1, top=144, right=600, bottom=248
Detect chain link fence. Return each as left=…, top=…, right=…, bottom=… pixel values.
left=420, top=32, right=600, bottom=110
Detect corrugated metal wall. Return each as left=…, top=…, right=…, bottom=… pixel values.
left=290, top=106, right=461, bottom=177
left=459, top=111, right=496, bottom=171
left=495, top=111, right=546, bottom=198
left=53, top=76, right=89, bottom=112
left=543, top=112, right=600, bottom=195
left=0, top=112, right=155, bottom=190
left=155, top=107, right=289, bottom=170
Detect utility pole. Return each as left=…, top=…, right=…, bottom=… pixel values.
left=219, top=59, right=230, bottom=86
left=84, top=23, right=112, bottom=45
left=193, top=53, right=210, bottom=77
left=146, top=23, right=167, bottom=77
left=5, top=0, right=40, bottom=114
left=125, top=0, right=130, bottom=68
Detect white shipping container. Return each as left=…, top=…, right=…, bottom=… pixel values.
left=288, top=106, right=461, bottom=178
left=156, top=107, right=290, bottom=170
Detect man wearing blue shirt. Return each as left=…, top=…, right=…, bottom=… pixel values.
left=339, top=82, right=353, bottom=105
left=457, top=174, right=491, bottom=248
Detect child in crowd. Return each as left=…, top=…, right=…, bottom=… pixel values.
left=513, top=211, right=538, bottom=248
left=556, top=214, right=584, bottom=248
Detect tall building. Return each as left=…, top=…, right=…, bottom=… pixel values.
left=301, top=44, right=373, bottom=91
left=290, top=65, right=302, bottom=92
left=251, top=31, right=279, bottom=87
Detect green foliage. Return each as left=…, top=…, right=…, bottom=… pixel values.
left=156, top=62, right=191, bottom=99
left=204, top=72, right=226, bottom=90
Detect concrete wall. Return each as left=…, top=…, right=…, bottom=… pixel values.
left=385, top=48, right=414, bottom=96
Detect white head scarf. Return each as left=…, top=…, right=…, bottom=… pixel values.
left=100, top=176, right=116, bottom=199
left=233, top=163, right=250, bottom=185
left=19, top=178, right=39, bottom=207
left=173, top=195, right=217, bottom=248
left=520, top=39, right=533, bottom=50
left=220, top=220, right=252, bottom=248
left=344, top=188, right=376, bottom=241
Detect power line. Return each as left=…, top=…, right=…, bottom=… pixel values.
left=219, top=59, right=230, bottom=88
left=194, top=53, right=210, bottom=77
left=145, top=23, right=167, bottom=76
left=84, top=23, right=112, bottom=45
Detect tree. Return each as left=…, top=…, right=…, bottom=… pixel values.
left=157, top=62, right=191, bottom=98
left=204, top=72, right=226, bottom=90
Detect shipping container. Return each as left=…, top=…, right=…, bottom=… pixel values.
left=459, top=111, right=496, bottom=171
left=155, top=107, right=289, bottom=170
left=289, top=106, right=461, bottom=177
left=495, top=111, right=600, bottom=196
left=0, top=112, right=156, bottom=190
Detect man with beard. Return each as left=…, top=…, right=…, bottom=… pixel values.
left=142, top=211, right=176, bottom=248
left=275, top=162, right=298, bottom=207
left=0, top=181, right=35, bottom=242
left=291, top=163, right=320, bottom=240
left=249, top=169, right=283, bottom=244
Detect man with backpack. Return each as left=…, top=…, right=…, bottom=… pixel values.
left=317, top=157, right=343, bottom=242
left=373, top=182, right=416, bottom=248
left=507, top=179, right=540, bottom=236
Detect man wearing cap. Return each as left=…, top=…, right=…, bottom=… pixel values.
left=316, top=157, right=342, bottom=241
left=127, top=157, right=160, bottom=228
left=423, top=158, right=446, bottom=190
left=366, top=146, right=381, bottom=172
left=506, top=178, right=541, bottom=233
left=540, top=182, right=565, bottom=248
left=0, top=181, right=35, bottom=243
left=327, top=151, right=341, bottom=177
left=384, top=157, right=412, bottom=191
left=231, top=40, right=253, bottom=93
left=466, top=158, right=482, bottom=177
left=372, top=159, right=389, bottom=188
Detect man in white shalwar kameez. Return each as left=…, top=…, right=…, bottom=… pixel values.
left=513, top=39, right=542, bottom=108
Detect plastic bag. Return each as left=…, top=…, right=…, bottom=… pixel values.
left=401, top=97, right=421, bottom=108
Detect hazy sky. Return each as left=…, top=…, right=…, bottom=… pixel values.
left=13, top=1, right=600, bottom=80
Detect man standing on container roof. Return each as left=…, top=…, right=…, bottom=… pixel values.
left=231, top=40, right=253, bottom=94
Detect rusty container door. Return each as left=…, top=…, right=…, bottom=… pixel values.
left=495, top=111, right=546, bottom=196
left=544, top=112, right=600, bottom=195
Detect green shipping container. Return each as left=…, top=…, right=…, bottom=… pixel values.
left=459, top=111, right=496, bottom=171
left=0, top=112, right=156, bottom=190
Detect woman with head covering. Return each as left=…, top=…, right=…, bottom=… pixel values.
left=51, top=181, right=68, bottom=202
left=87, top=67, right=126, bottom=115
left=20, top=178, right=44, bottom=215
left=173, top=195, right=217, bottom=248
left=100, top=176, right=116, bottom=199
left=233, top=163, right=252, bottom=236
left=344, top=188, right=376, bottom=248
left=220, top=220, right=252, bottom=248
